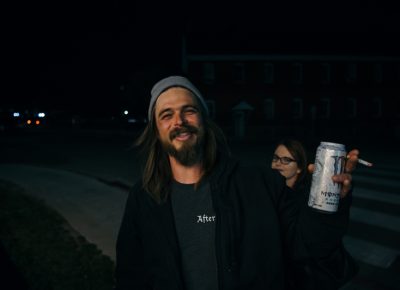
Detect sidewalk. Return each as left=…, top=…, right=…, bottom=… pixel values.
left=1, top=128, right=399, bottom=290
left=0, top=164, right=128, bottom=261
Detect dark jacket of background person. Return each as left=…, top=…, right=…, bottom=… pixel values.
left=271, top=138, right=359, bottom=289
left=284, top=181, right=358, bottom=290
left=116, top=152, right=356, bottom=290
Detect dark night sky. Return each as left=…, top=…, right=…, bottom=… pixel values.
left=3, top=1, right=400, bottom=112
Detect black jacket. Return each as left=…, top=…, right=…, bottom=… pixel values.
left=115, top=154, right=357, bottom=290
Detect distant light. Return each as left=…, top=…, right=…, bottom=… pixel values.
left=123, top=110, right=129, bottom=115
left=13, top=112, right=20, bottom=117
left=35, top=120, right=40, bottom=125
left=38, top=112, right=45, bottom=118
left=27, top=119, right=32, bottom=125
left=128, top=118, right=137, bottom=123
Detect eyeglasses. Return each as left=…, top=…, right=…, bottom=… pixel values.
left=272, top=154, right=296, bottom=165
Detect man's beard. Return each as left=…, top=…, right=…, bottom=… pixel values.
left=161, top=124, right=204, bottom=166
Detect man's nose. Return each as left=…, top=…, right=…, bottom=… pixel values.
left=173, top=112, right=186, bottom=126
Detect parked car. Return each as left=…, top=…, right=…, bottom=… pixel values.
left=0, top=109, right=47, bottom=132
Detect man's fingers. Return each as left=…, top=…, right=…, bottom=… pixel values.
left=332, top=174, right=353, bottom=197
left=345, top=149, right=360, bottom=173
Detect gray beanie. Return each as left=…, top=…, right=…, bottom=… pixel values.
left=148, top=76, right=209, bottom=120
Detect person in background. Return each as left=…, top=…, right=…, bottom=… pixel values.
left=115, top=75, right=359, bottom=290
left=271, top=138, right=359, bottom=289
left=271, top=138, right=309, bottom=190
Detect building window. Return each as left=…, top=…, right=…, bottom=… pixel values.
left=263, top=63, right=274, bottom=84
left=371, top=97, right=382, bottom=118
left=373, top=63, right=383, bottom=84
left=321, top=63, right=331, bottom=84
left=263, top=98, right=275, bottom=120
left=205, top=100, right=216, bottom=119
left=292, top=98, right=303, bottom=119
left=202, top=62, right=215, bottom=84
left=398, top=63, right=400, bottom=82
left=320, top=97, right=331, bottom=119
left=345, top=97, right=357, bottom=118
left=292, top=63, right=303, bottom=84
left=233, top=63, right=245, bottom=83
left=345, top=63, right=357, bottom=83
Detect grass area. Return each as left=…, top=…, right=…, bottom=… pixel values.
left=0, top=180, right=115, bottom=290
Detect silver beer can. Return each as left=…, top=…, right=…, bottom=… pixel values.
left=308, top=142, right=347, bottom=213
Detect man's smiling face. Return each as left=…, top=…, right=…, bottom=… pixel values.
left=155, top=87, right=205, bottom=166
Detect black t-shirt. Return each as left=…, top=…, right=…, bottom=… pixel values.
left=171, top=180, right=218, bottom=290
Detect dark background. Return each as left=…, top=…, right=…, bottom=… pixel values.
left=3, top=1, right=400, bottom=114
left=1, top=3, right=400, bottom=289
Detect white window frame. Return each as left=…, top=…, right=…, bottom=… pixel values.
left=263, top=63, right=274, bottom=84
left=205, top=99, right=216, bottom=119
left=263, top=98, right=275, bottom=120
left=202, top=62, right=215, bottom=84
left=292, top=98, right=303, bottom=119
left=346, top=63, right=357, bottom=83
left=320, top=97, right=331, bottom=119
left=321, top=63, right=331, bottom=84
left=371, top=97, right=382, bottom=118
left=398, top=63, right=400, bottom=82
left=233, top=63, right=245, bottom=83
left=373, top=63, right=383, bottom=84
left=292, top=63, right=303, bottom=84
left=346, top=97, right=357, bottom=118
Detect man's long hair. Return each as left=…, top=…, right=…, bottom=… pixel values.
left=135, top=106, right=229, bottom=203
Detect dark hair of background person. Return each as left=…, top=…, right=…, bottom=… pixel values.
left=275, top=138, right=309, bottom=189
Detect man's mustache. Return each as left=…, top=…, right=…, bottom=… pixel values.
left=169, top=125, right=198, bottom=141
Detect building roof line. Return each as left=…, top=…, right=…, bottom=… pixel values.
left=186, top=54, right=400, bottom=62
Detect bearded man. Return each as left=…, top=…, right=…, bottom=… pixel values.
left=115, top=76, right=359, bottom=290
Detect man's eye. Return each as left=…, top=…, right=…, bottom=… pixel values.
left=161, top=114, right=172, bottom=120
left=184, top=108, right=197, bottom=114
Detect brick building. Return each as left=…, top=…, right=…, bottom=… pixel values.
left=181, top=38, right=400, bottom=142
